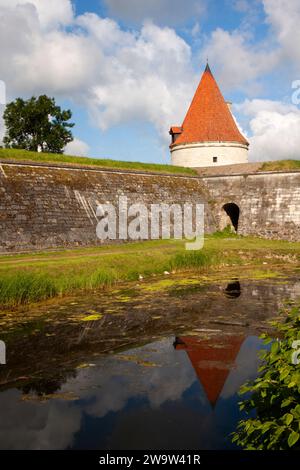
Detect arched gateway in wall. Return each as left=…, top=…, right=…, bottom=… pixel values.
left=220, top=202, right=240, bottom=232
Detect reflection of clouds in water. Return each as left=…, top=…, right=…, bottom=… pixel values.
left=64, top=339, right=198, bottom=418
left=221, top=336, right=263, bottom=400
left=0, top=389, right=81, bottom=450
left=0, top=335, right=263, bottom=449
left=0, top=338, right=198, bottom=449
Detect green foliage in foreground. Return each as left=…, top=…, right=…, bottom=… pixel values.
left=232, top=304, right=300, bottom=450
left=0, top=148, right=197, bottom=176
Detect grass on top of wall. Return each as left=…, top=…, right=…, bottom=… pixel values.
left=261, top=160, right=300, bottom=172
left=1, top=236, right=300, bottom=310
left=0, top=148, right=197, bottom=176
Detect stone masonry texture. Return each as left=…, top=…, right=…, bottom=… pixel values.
left=0, top=162, right=215, bottom=252
left=0, top=162, right=300, bottom=252
left=202, top=172, right=300, bottom=241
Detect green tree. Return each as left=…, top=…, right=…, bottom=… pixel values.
left=3, top=95, right=74, bottom=153
left=232, top=303, right=300, bottom=450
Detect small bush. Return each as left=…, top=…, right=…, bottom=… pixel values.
left=232, top=304, right=300, bottom=450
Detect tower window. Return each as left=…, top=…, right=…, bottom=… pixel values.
left=213, top=157, right=218, bottom=163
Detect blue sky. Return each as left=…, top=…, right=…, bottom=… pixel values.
left=1, top=0, right=300, bottom=162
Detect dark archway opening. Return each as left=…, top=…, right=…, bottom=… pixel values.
left=223, top=203, right=240, bottom=232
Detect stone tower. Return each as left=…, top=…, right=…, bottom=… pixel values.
left=169, top=64, right=249, bottom=168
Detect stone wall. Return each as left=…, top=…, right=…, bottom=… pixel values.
left=0, top=162, right=215, bottom=252
left=1, top=162, right=300, bottom=252
left=202, top=171, right=300, bottom=240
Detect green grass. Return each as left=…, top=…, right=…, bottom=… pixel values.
left=0, top=235, right=300, bottom=309
left=0, top=272, right=58, bottom=307
left=2, top=148, right=300, bottom=176
left=210, top=225, right=239, bottom=238
left=0, top=240, right=183, bottom=308
left=0, top=148, right=197, bottom=176
left=168, top=249, right=219, bottom=270
left=261, top=160, right=300, bottom=172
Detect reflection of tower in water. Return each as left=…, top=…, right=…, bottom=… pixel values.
left=224, top=280, right=241, bottom=299
left=174, top=335, right=245, bottom=407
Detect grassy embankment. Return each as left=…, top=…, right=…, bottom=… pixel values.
left=2, top=148, right=300, bottom=175
left=261, top=160, right=300, bottom=171
left=0, top=148, right=197, bottom=176
left=0, top=235, right=299, bottom=309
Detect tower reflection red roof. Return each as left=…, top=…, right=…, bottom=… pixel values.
left=175, top=334, right=245, bottom=407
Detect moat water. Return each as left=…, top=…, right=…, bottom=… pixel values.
left=0, top=268, right=299, bottom=449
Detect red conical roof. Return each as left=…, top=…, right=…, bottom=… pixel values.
left=171, top=64, right=248, bottom=147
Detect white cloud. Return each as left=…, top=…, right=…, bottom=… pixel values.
left=76, top=14, right=135, bottom=52
left=82, top=19, right=196, bottom=140
left=263, top=0, right=300, bottom=69
left=198, top=1, right=300, bottom=94
left=103, top=0, right=205, bottom=26
left=0, top=6, right=99, bottom=97
left=0, top=4, right=196, bottom=146
left=201, top=28, right=279, bottom=92
left=236, top=98, right=298, bottom=115
left=0, top=0, right=74, bottom=29
left=65, top=138, right=90, bottom=156
left=1, top=0, right=299, bottom=161
left=237, top=98, right=300, bottom=161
